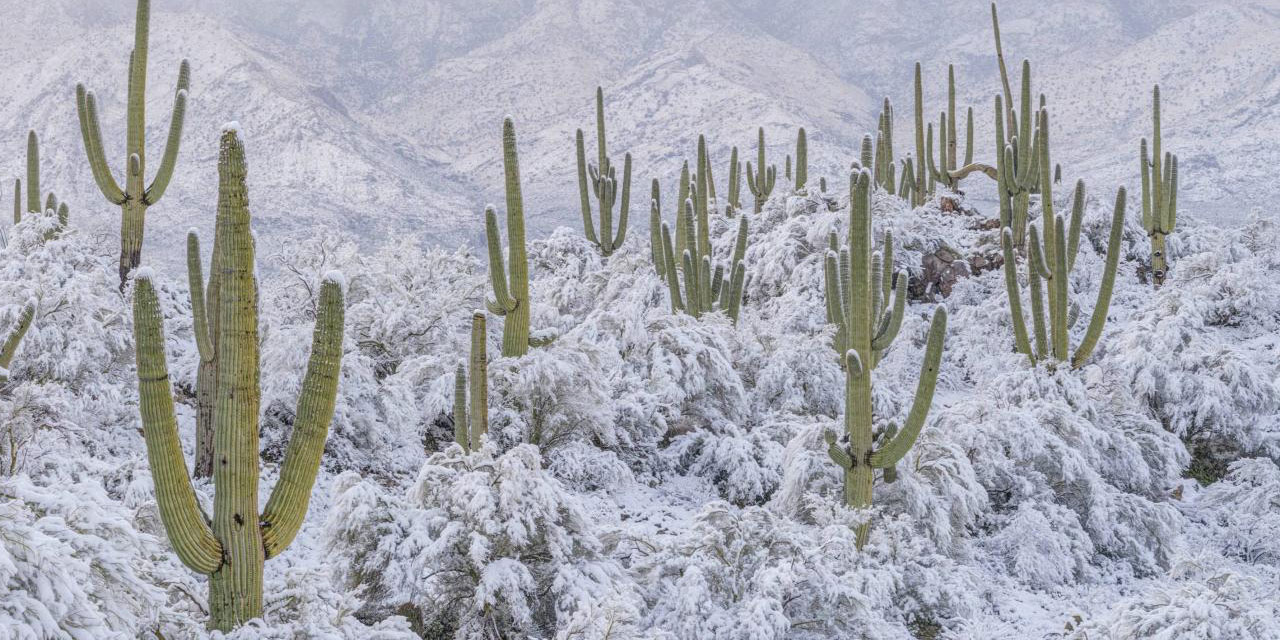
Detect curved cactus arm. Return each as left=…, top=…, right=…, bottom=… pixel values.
left=952, top=163, right=998, bottom=182
left=484, top=207, right=515, bottom=315
left=613, top=153, right=631, bottom=250
left=869, top=308, right=946, bottom=468
left=261, top=274, right=345, bottom=559
left=1072, top=189, right=1126, bottom=368
left=1066, top=179, right=1085, bottom=271
left=824, top=251, right=844, bottom=327
left=133, top=272, right=223, bottom=574
left=187, top=230, right=213, bottom=363
left=824, top=430, right=853, bottom=470
left=1028, top=224, right=1052, bottom=280
left=453, top=363, right=468, bottom=450
left=660, top=224, right=684, bottom=312
left=1000, top=229, right=1033, bottom=360
left=0, top=299, right=36, bottom=373
left=144, top=60, right=190, bottom=205
left=871, top=274, right=907, bottom=351
left=76, top=87, right=126, bottom=205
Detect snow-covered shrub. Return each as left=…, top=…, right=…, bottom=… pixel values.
left=1185, top=457, right=1280, bottom=566
left=326, top=444, right=642, bottom=638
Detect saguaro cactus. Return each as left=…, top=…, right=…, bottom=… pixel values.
left=132, top=128, right=345, bottom=631
left=75, top=0, right=190, bottom=287
left=873, top=99, right=897, bottom=196
left=912, top=63, right=927, bottom=206
left=746, top=127, right=776, bottom=213
left=14, top=131, right=71, bottom=233
left=726, top=147, right=742, bottom=216
left=927, top=65, right=975, bottom=191
left=1141, top=85, right=1178, bottom=287
left=576, top=87, right=632, bottom=256
left=999, top=110, right=1126, bottom=368
left=824, top=170, right=947, bottom=549
left=794, top=128, right=808, bottom=192
left=658, top=199, right=748, bottom=323
left=453, top=312, right=488, bottom=452
left=486, top=118, right=532, bottom=358
left=0, top=299, right=36, bottom=383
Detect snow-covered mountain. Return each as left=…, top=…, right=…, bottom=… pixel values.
left=1, top=0, right=1272, bottom=261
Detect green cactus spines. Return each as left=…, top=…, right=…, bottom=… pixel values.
left=577, top=88, right=631, bottom=256
left=746, top=127, right=776, bottom=213
left=1142, top=85, right=1178, bottom=287
left=658, top=199, right=748, bottom=323
left=485, top=118, right=532, bottom=358
left=795, top=128, right=808, bottom=192
left=76, top=0, right=190, bottom=287
left=999, top=110, right=1125, bottom=368
left=0, top=299, right=36, bottom=383
left=859, top=134, right=874, bottom=171
left=132, top=129, right=346, bottom=631
left=824, top=169, right=947, bottom=548
left=726, top=147, right=742, bottom=216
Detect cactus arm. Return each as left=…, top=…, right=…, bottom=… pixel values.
left=576, top=129, right=597, bottom=246
left=1071, top=189, right=1125, bottom=368
left=453, top=364, right=468, bottom=450
left=1028, top=224, right=1052, bottom=280
left=680, top=251, right=698, bottom=317
left=133, top=274, right=223, bottom=575
left=1066, top=179, right=1085, bottom=271
left=468, top=312, right=488, bottom=450
left=1051, top=215, right=1069, bottom=361
left=661, top=224, right=684, bottom=312
left=951, top=163, right=998, bottom=181
left=869, top=308, right=946, bottom=468
left=999, top=229, right=1033, bottom=361
left=187, top=230, right=213, bottom=363
left=144, top=60, right=190, bottom=205
left=871, top=274, right=906, bottom=351
left=1165, top=155, right=1178, bottom=233
left=261, top=274, right=345, bottom=559
left=726, top=262, right=746, bottom=323
left=824, top=431, right=853, bottom=470
left=965, top=106, right=974, bottom=166
left=650, top=186, right=664, bottom=278
left=824, top=251, right=845, bottom=328
left=75, top=87, right=126, bottom=204
left=484, top=207, right=515, bottom=315
left=614, top=154, right=631, bottom=250
left=992, top=3, right=1016, bottom=134
left=0, top=300, right=36, bottom=372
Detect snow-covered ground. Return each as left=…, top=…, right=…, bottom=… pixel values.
left=3, top=166, right=1278, bottom=636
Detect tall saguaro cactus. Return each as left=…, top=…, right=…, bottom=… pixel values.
left=999, top=110, right=1126, bottom=369
left=794, top=128, right=808, bottom=192
left=486, top=118, right=532, bottom=358
left=824, top=169, right=947, bottom=549
left=75, top=0, right=190, bottom=287
left=132, top=128, right=345, bottom=631
left=1141, top=85, right=1178, bottom=287
left=746, top=127, right=776, bottom=213
left=576, top=87, right=632, bottom=256
left=453, top=312, right=489, bottom=452
left=726, top=146, right=742, bottom=216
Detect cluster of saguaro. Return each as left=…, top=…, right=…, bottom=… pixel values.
left=133, top=128, right=346, bottom=631
left=823, top=169, right=948, bottom=549
left=1142, top=85, right=1178, bottom=287
left=872, top=99, right=897, bottom=196
left=485, top=118, right=533, bottom=358
left=746, top=127, right=776, bottom=213
left=76, top=0, right=190, bottom=287
left=0, top=299, right=36, bottom=383
left=794, top=128, right=808, bottom=192
left=657, top=195, right=749, bottom=323
left=926, top=65, right=975, bottom=191
left=13, top=132, right=71, bottom=233
left=999, top=110, right=1126, bottom=368
left=453, top=312, right=488, bottom=452
left=577, top=87, right=632, bottom=257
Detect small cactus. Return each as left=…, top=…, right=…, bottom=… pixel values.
left=1141, top=85, right=1178, bottom=287
left=576, top=87, right=631, bottom=257
left=746, top=127, right=776, bottom=213
left=824, top=170, right=947, bottom=549
left=453, top=312, right=489, bottom=452
left=132, top=128, right=345, bottom=631
left=485, top=118, right=532, bottom=358
left=75, top=0, right=190, bottom=287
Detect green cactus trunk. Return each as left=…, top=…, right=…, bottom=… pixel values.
left=468, top=312, right=488, bottom=451
left=1141, top=85, right=1178, bottom=287
left=795, top=128, right=808, bottom=192
left=75, top=0, right=189, bottom=288
left=133, top=129, right=345, bottom=632
left=485, top=119, right=532, bottom=357
left=577, top=87, right=631, bottom=256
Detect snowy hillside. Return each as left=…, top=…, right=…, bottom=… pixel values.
left=2, top=0, right=1279, bottom=638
